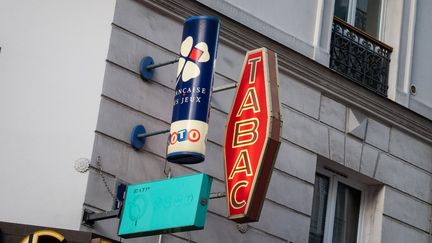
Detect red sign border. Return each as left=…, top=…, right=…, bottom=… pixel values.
left=224, top=48, right=282, bottom=223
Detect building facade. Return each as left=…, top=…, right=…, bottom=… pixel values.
left=1, top=0, right=432, bottom=242
left=80, top=0, right=432, bottom=242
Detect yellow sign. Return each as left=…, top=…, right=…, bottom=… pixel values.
left=21, top=230, right=65, bottom=243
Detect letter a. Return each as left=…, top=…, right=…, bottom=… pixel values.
left=228, top=149, right=253, bottom=179
left=236, top=87, right=260, bottom=117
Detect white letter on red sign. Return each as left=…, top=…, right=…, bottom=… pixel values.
left=248, top=57, right=262, bottom=84
left=228, top=149, right=253, bottom=179
left=232, top=118, right=259, bottom=148
left=230, top=180, right=249, bottom=209
left=236, top=88, right=261, bottom=117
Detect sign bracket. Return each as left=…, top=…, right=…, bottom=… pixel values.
left=82, top=191, right=225, bottom=226
left=139, top=56, right=237, bottom=94
left=213, top=83, right=237, bottom=93
left=140, top=56, right=179, bottom=81
left=209, top=191, right=226, bottom=199
left=129, top=83, right=237, bottom=151
left=130, top=125, right=170, bottom=150
left=82, top=209, right=120, bottom=227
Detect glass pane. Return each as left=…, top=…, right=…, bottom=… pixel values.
left=334, top=0, right=350, bottom=21
left=355, top=0, right=381, bottom=37
left=309, top=174, right=330, bottom=243
left=332, top=182, right=361, bottom=243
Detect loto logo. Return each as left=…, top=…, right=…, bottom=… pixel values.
left=170, top=128, right=201, bottom=145
left=176, top=36, right=211, bottom=82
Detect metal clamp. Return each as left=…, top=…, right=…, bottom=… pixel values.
left=140, top=56, right=179, bottom=81
left=130, top=125, right=170, bottom=150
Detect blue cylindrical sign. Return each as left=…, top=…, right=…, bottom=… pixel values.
left=167, top=16, right=220, bottom=164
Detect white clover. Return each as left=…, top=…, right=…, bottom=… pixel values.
left=177, top=36, right=210, bottom=82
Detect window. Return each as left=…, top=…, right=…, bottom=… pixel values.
left=330, top=0, right=391, bottom=97
left=309, top=173, right=364, bottom=243
left=309, top=175, right=330, bottom=243
left=334, top=0, right=382, bottom=38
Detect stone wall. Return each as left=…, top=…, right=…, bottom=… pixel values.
left=82, top=1, right=432, bottom=242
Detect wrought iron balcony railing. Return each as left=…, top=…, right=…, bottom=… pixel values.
left=330, top=17, right=392, bottom=97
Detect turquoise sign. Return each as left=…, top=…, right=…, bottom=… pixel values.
left=118, top=173, right=212, bottom=238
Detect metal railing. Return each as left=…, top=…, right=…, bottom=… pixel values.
left=330, top=17, right=392, bottom=97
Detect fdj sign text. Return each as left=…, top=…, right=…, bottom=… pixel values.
left=224, top=48, right=281, bottom=223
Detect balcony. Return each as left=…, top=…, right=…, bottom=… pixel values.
left=330, top=17, right=392, bottom=97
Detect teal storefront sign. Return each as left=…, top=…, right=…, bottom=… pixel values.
left=118, top=173, right=213, bottom=238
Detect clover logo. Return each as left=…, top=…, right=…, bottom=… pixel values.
left=177, top=36, right=210, bottom=82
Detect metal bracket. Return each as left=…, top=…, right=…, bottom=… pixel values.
left=139, top=56, right=238, bottom=95
left=209, top=191, right=226, bottom=199
left=212, top=83, right=237, bottom=93
left=236, top=223, right=251, bottom=234
left=129, top=80, right=236, bottom=150
left=130, top=125, right=170, bottom=150
left=134, top=51, right=238, bottom=150
left=82, top=209, right=120, bottom=226
left=139, top=56, right=179, bottom=81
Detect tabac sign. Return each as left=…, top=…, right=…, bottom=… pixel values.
left=224, top=48, right=281, bottom=223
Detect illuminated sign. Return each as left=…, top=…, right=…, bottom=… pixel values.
left=224, top=48, right=281, bottom=223
left=21, top=230, right=64, bottom=243
left=118, top=173, right=212, bottom=238
left=167, top=16, right=220, bottom=164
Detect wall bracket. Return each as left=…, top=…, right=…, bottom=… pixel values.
left=82, top=209, right=120, bottom=227
left=130, top=125, right=170, bottom=150
left=209, top=191, right=226, bottom=199
left=133, top=53, right=238, bottom=150
left=212, top=83, right=237, bottom=93
left=139, top=56, right=179, bottom=81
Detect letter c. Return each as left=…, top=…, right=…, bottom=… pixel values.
left=230, top=181, right=248, bottom=209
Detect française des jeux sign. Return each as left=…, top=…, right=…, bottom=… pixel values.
left=167, top=16, right=220, bottom=164
left=224, top=48, right=281, bottom=223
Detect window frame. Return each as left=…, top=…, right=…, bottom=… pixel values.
left=337, top=0, right=385, bottom=40
left=316, top=169, right=367, bottom=243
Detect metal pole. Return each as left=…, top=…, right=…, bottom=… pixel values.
left=209, top=192, right=226, bottom=199
left=137, top=129, right=170, bottom=139
left=82, top=209, right=120, bottom=226
left=212, top=83, right=237, bottom=93
left=146, top=58, right=179, bottom=70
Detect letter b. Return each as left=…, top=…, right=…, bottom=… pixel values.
left=232, top=118, right=259, bottom=148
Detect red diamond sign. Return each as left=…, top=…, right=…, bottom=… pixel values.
left=224, top=48, right=281, bottom=223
